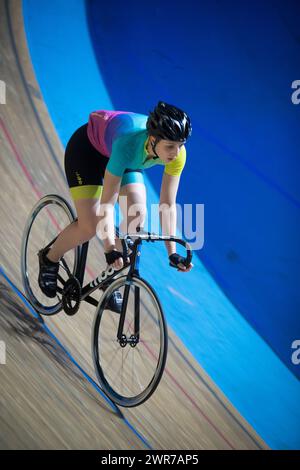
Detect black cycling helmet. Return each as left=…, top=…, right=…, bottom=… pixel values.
left=146, top=101, right=192, bottom=142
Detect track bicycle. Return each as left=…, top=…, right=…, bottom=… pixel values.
left=21, top=194, right=192, bottom=407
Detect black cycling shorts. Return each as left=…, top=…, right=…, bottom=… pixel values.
left=64, top=124, right=144, bottom=200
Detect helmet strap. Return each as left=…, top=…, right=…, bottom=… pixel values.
left=151, top=137, right=160, bottom=159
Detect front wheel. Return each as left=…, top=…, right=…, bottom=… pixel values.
left=92, top=275, right=168, bottom=407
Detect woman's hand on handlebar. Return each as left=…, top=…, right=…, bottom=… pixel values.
left=105, top=249, right=129, bottom=270
left=169, top=253, right=194, bottom=273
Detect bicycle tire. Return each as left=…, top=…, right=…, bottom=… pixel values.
left=21, top=194, right=80, bottom=315
left=92, top=275, right=168, bottom=407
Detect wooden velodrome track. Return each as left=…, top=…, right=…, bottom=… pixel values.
left=0, top=0, right=268, bottom=450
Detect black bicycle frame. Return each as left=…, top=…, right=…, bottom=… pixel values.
left=55, top=229, right=192, bottom=344
left=67, top=235, right=143, bottom=343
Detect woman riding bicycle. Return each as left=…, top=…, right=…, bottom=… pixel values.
left=38, top=101, right=194, bottom=310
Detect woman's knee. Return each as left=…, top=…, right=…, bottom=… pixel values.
left=120, top=202, right=146, bottom=233
left=119, top=184, right=147, bottom=232
left=129, top=201, right=146, bottom=221
left=74, top=198, right=99, bottom=239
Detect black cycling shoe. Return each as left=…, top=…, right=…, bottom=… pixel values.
left=105, top=290, right=123, bottom=314
left=38, top=248, right=59, bottom=298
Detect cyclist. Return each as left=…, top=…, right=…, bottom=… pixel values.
left=38, top=101, right=194, bottom=312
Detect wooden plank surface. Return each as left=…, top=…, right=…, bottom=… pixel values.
left=0, top=0, right=268, bottom=450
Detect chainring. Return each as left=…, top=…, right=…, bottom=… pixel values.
left=62, top=276, right=81, bottom=315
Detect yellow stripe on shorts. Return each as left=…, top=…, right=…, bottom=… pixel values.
left=70, top=185, right=103, bottom=201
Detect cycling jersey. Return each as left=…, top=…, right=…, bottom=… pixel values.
left=87, top=110, right=186, bottom=177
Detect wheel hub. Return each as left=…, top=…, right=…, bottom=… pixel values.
left=119, top=334, right=138, bottom=348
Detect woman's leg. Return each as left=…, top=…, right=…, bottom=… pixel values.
left=47, top=197, right=100, bottom=262
left=47, top=178, right=147, bottom=263
left=118, top=182, right=147, bottom=236
left=47, top=122, right=108, bottom=263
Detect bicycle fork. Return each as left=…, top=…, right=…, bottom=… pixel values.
left=117, top=239, right=142, bottom=347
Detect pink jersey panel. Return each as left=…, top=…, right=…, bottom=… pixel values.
left=87, top=110, right=129, bottom=156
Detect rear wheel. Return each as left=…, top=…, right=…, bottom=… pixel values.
left=21, top=194, right=80, bottom=315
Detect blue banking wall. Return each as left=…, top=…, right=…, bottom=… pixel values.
left=23, top=0, right=300, bottom=449
left=86, top=0, right=300, bottom=378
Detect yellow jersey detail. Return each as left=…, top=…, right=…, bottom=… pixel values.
left=164, top=146, right=186, bottom=176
